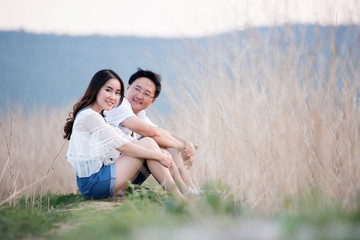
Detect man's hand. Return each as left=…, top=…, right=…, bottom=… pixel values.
left=184, top=157, right=194, bottom=169
left=182, top=142, right=194, bottom=159
left=181, top=141, right=197, bottom=168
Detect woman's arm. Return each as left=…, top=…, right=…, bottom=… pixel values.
left=82, top=111, right=173, bottom=168
left=116, top=141, right=172, bottom=168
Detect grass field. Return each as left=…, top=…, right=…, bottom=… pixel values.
left=1, top=23, right=360, bottom=239
left=1, top=183, right=360, bottom=240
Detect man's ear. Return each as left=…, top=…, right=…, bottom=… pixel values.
left=126, top=84, right=131, bottom=91
left=151, top=98, right=157, bottom=104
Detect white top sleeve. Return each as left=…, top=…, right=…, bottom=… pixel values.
left=138, top=111, right=157, bottom=127
left=105, top=98, right=135, bottom=127
left=83, top=111, right=131, bottom=162
left=66, top=108, right=132, bottom=178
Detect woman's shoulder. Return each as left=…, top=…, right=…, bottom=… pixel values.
left=73, top=108, right=106, bottom=133
left=77, top=108, right=99, bottom=118
left=81, top=108, right=108, bottom=128
left=75, top=108, right=103, bottom=124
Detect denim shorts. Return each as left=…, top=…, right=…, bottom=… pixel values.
left=76, top=163, right=116, bottom=199
left=76, top=162, right=151, bottom=199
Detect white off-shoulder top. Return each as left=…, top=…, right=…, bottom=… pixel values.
left=66, top=108, right=133, bottom=178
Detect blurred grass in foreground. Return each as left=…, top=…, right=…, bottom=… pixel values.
left=1, top=183, right=360, bottom=240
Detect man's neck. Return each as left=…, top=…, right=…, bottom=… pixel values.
left=124, top=96, right=142, bottom=116
left=133, top=109, right=140, bottom=116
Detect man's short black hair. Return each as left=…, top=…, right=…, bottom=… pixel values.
left=128, top=68, right=162, bottom=98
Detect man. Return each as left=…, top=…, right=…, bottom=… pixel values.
left=105, top=68, right=198, bottom=195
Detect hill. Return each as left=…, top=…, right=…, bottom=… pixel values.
left=0, top=31, right=187, bottom=112
left=0, top=25, right=358, bottom=113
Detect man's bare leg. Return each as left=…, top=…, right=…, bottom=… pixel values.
left=146, top=159, right=186, bottom=200
left=167, top=148, right=197, bottom=193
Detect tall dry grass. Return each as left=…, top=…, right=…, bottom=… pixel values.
left=0, top=105, right=77, bottom=204
left=163, top=24, right=360, bottom=212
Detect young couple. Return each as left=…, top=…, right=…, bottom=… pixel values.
left=64, top=69, right=198, bottom=200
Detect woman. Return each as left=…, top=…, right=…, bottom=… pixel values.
left=63, top=69, right=186, bottom=200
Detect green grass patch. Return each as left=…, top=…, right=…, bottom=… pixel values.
left=0, top=192, right=86, bottom=240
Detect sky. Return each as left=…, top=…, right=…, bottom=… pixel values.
left=0, top=0, right=359, bottom=37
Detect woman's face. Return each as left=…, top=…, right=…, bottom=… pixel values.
left=92, top=78, right=121, bottom=113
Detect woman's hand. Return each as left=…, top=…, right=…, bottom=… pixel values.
left=158, top=151, right=173, bottom=168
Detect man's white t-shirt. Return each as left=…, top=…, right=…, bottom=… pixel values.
left=105, top=98, right=157, bottom=139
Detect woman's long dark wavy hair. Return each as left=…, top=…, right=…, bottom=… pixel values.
left=63, top=69, right=124, bottom=140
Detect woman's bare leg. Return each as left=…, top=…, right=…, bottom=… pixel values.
left=115, top=137, right=186, bottom=199
left=137, top=138, right=186, bottom=199
left=160, top=149, right=191, bottom=194
left=113, top=154, right=145, bottom=196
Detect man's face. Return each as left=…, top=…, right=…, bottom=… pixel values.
left=125, top=77, right=157, bottom=115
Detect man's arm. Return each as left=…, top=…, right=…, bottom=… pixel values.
left=158, top=129, right=197, bottom=158
left=170, top=134, right=198, bottom=151
left=121, top=116, right=185, bottom=150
